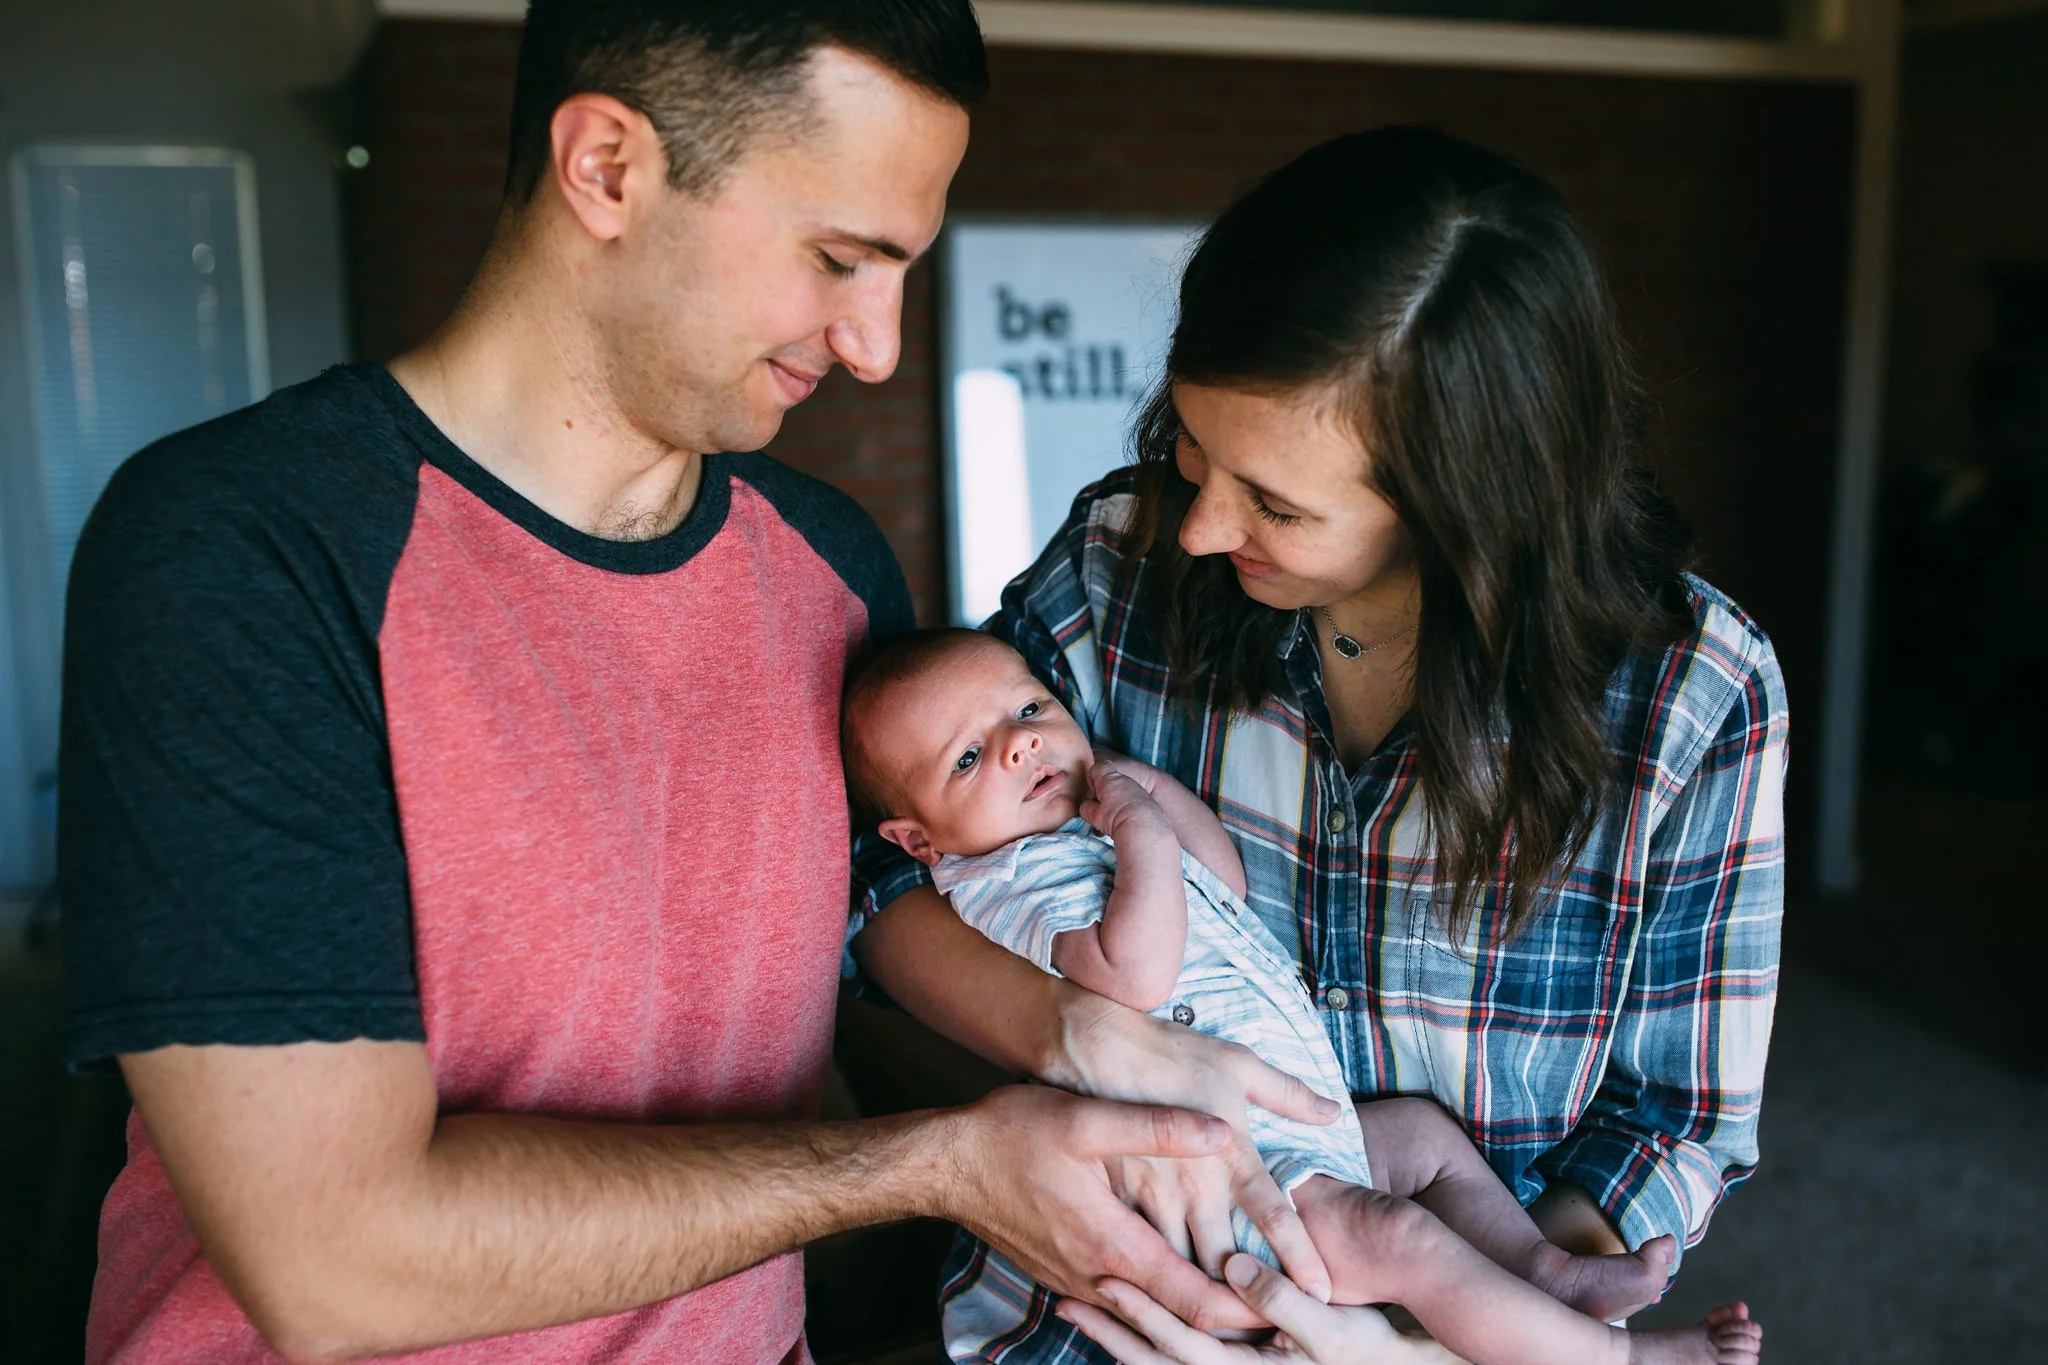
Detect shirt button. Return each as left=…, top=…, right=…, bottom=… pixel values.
left=1171, top=1002, right=1196, bottom=1027
left=1327, top=809, right=1349, bottom=834
left=1324, top=986, right=1350, bottom=1010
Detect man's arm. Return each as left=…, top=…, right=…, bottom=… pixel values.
left=123, top=1038, right=1240, bottom=1362
left=1053, top=763, right=1189, bottom=1011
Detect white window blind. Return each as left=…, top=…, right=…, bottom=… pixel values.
left=10, top=145, right=269, bottom=613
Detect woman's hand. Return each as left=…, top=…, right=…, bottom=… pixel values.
left=1107, top=1139, right=1328, bottom=1299
left=1057, top=1254, right=1469, bottom=1365
left=1052, top=984, right=1340, bottom=1125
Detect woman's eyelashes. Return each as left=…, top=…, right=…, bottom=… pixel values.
left=817, top=250, right=857, bottom=278
left=1251, top=491, right=1303, bottom=526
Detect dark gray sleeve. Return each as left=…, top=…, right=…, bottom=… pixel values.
left=59, top=385, right=425, bottom=1073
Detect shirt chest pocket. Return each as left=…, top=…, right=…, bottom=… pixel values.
left=1409, top=884, right=1614, bottom=1010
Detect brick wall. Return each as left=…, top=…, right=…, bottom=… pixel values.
left=346, top=24, right=1855, bottom=879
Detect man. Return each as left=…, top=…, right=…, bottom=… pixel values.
left=58, top=4, right=1331, bottom=1361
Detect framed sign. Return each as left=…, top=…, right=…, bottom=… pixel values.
left=941, top=222, right=1201, bottom=625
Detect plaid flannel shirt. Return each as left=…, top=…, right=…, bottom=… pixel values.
left=851, top=468, right=1785, bottom=1314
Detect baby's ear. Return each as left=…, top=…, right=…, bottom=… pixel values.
left=878, top=818, right=941, bottom=867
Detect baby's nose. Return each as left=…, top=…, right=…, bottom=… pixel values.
left=1006, top=728, right=1042, bottom=766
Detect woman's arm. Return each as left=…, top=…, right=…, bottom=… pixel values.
left=1532, top=644, right=1787, bottom=1261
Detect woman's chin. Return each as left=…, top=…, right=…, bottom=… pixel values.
left=1232, top=572, right=1302, bottom=610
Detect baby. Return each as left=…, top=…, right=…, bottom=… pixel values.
left=844, top=628, right=1763, bottom=1365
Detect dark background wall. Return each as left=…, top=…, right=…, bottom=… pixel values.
left=346, top=22, right=1857, bottom=887
left=1885, top=11, right=2048, bottom=471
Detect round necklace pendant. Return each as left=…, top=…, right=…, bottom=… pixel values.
left=1331, top=631, right=1365, bottom=660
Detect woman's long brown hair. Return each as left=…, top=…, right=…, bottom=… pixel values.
left=1124, top=126, right=1695, bottom=940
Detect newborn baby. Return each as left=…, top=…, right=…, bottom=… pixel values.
left=844, top=627, right=1762, bottom=1365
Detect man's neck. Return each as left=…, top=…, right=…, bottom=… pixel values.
left=386, top=254, right=702, bottom=544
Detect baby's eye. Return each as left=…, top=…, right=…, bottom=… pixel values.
left=1018, top=701, right=1041, bottom=720
left=955, top=745, right=981, bottom=772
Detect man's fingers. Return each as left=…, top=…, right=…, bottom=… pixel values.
left=1080, top=1100, right=1231, bottom=1160
left=1231, top=1164, right=1330, bottom=1303
left=1236, top=1057, right=1343, bottom=1126
left=1056, top=1299, right=1178, bottom=1365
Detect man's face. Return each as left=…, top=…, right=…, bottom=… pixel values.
left=600, top=47, right=969, bottom=455
left=869, top=641, right=1096, bottom=863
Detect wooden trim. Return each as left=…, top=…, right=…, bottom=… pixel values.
left=1906, top=0, right=2048, bottom=28
left=974, top=1, right=1860, bottom=79
left=375, top=0, right=1863, bottom=80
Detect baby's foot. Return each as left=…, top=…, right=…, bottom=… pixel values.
left=1628, top=1302, right=1763, bottom=1365
left=1527, top=1232, right=1676, bottom=1321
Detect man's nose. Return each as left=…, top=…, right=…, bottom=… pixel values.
left=825, top=273, right=904, bottom=385
left=1178, top=481, right=1244, bottom=558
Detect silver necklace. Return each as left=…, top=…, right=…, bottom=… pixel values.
left=1317, top=606, right=1416, bottom=660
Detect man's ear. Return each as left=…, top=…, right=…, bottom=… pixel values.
left=878, top=817, right=941, bottom=867
left=547, top=92, right=659, bottom=243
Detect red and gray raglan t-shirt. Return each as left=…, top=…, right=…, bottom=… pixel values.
left=57, top=364, right=912, bottom=1365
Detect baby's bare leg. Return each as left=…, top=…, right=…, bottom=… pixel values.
left=1293, top=1179, right=1762, bottom=1365
left=1358, top=1096, right=1673, bottom=1321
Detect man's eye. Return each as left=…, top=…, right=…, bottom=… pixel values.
left=818, top=251, right=857, bottom=278
left=955, top=746, right=981, bottom=772
left=1018, top=701, right=1040, bottom=719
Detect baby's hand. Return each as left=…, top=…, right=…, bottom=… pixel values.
left=1080, top=760, right=1173, bottom=841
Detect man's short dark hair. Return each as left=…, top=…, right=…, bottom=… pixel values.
left=504, top=0, right=988, bottom=204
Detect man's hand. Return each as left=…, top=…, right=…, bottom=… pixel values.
left=941, top=1085, right=1280, bottom=1332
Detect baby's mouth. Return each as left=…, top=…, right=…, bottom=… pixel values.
left=1025, top=769, right=1064, bottom=801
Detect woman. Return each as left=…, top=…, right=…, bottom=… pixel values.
left=853, top=125, right=1785, bottom=1362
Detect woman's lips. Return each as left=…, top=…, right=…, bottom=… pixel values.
left=1229, top=551, right=1281, bottom=580
left=769, top=361, right=822, bottom=405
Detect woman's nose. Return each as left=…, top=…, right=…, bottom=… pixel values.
left=1178, top=481, right=1243, bottom=558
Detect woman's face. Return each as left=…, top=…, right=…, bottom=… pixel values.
left=1171, top=381, right=1414, bottom=610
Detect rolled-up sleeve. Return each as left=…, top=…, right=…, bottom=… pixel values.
left=1536, top=643, right=1788, bottom=1262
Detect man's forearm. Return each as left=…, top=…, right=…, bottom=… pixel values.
left=340, top=1109, right=953, bottom=1354
left=124, top=1041, right=964, bottom=1362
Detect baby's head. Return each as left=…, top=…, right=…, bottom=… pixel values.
left=843, top=628, right=1094, bottom=865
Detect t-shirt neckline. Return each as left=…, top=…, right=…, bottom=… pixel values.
left=355, top=362, right=733, bottom=576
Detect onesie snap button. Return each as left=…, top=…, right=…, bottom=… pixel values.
left=1171, top=1002, right=1196, bottom=1026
